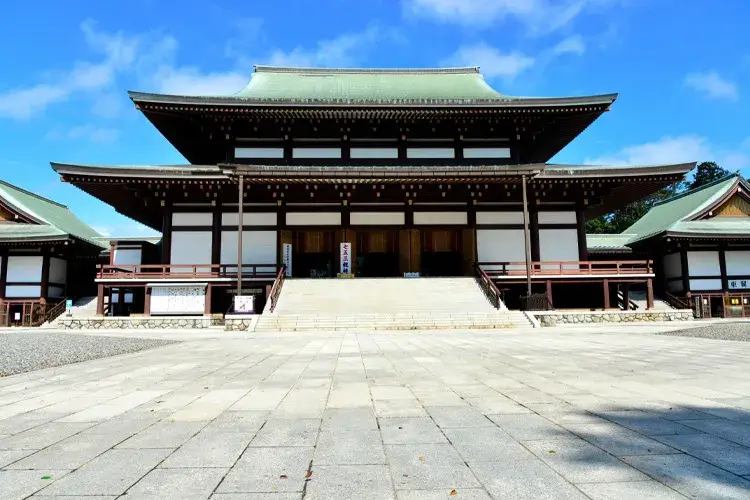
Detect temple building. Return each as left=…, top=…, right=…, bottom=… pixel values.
left=588, top=173, right=750, bottom=318
left=51, top=66, right=696, bottom=318
left=0, top=180, right=104, bottom=326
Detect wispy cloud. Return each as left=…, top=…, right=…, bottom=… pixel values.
left=684, top=71, right=739, bottom=101
left=266, top=26, right=391, bottom=67
left=442, top=43, right=535, bottom=79
left=552, top=35, right=586, bottom=56
left=46, top=124, right=120, bottom=144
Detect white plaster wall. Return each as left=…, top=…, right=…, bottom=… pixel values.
left=293, top=148, right=342, bottom=159
left=477, top=229, right=526, bottom=271
left=7, top=256, right=43, bottom=282
left=235, top=147, right=284, bottom=159
left=221, top=231, right=277, bottom=272
left=539, top=229, right=579, bottom=269
left=350, top=148, right=399, bottom=159
left=286, top=212, right=341, bottom=226
left=49, top=258, right=67, bottom=284
left=726, top=250, right=750, bottom=275
left=476, top=212, right=523, bottom=224
left=350, top=212, right=405, bottom=225
left=173, top=213, right=213, bottom=226
left=5, top=285, right=41, bottom=298
left=538, top=211, right=577, bottom=224
left=170, top=232, right=212, bottom=272
left=687, top=251, right=720, bottom=276
left=663, top=253, right=682, bottom=279
left=113, top=248, right=142, bottom=266
left=463, top=147, right=511, bottom=159
left=222, top=212, right=277, bottom=226
left=414, top=212, right=467, bottom=225
left=690, top=278, right=722, bottom=291
left=406, top=148, right=455, bottom=159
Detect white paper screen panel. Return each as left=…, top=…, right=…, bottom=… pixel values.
left=7, top=256, right=43, bottom=282
left=173, top=213, right=213, bottom=226
left=413, top=212, right=467, bottom=225
left=5, top=285, right=41, bottom=298
left=235, top=147, right=284, bottom=159
left=220, top=231, right=277, bottom=272
left=222, top=213, right=277, bottom=226
left=350, top=212, right=405, bottom=225
left=170, top=232, right=212, bottom=272
left=49, top=258, right=67, bottom=284
left=463, top=147, right=511, bottom=158
left=537, top=211, right=577, bottom=224
left=113, top=248, right=142, bottom=266
left=690, top=279, right=722, bottom=291
left=477, top=229, right=526, bottom=271
left=350, top=148, right=399, bottom=159
left=687, top=251, right=720, bottom=276
left=406, top=148, right=455, bottom=159
left=286, top=212, right=341, bottom=226
left=476, top=212, right=523, bottom=224
left=293, top=148, right=342, bottom=159
left=663, top=253, right=682, bottom=279
left=539, top=229, right=579, bottom=269
left=725, top=251, right=750, bottom=275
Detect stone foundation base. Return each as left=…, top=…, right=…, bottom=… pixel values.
left=533, top=310, right=694, bottom=327
left=60, top=316, right=217, bottom=329
left=224, top=315, right=259, bottom=331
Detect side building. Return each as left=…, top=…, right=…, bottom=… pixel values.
left=51, top=66, right=695, bottom=317
left=0, top=180, right=105, bottom=326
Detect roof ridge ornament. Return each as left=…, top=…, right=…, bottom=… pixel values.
left=252, top=65, right=481, bottom=75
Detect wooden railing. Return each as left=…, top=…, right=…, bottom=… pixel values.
left=97, top=263, right=280, bottom=280
left=473, top=263, right=504, bottom=309
left=42, top=300, right=67, bottom=324
left=0, top=300, right=64, bottom=327
left=664, top=292, right=692, bottom=310
left=267, top=265, right=287, bottom=313
left=478, top=260, right=653, bottom=277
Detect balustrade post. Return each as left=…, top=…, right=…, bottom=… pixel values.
left=646, top=279, right=655, bottom=310
left=96, top=284, right=104, bottom=316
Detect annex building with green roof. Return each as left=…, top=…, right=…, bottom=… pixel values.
left=52, top=65, right=696, bottom=318
left=0, top=179, right=106, bottom=326
left=588, top=173, right=750, bottom=318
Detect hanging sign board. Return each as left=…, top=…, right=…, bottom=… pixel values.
left=728, top=279, right=749, bottom=290
left=234, top=295, right=255, bottom=314
left=282, top=243, right=293, bottom=277
left=340, top=242, right=352, bottom=275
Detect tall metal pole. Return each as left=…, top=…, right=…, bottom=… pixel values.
left=236, top=175, right=244, bottom=301
left=521, top=175, right=532, bottom=297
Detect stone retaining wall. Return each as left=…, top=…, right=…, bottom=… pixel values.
left=224, top=315, right=259, bottom=331
left=533, top=310, right=694, bottom=327
left=60, top=317, right=216, bottom=329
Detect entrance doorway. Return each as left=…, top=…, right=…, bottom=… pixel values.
left=292, top=230, right=336, bottom=278
left=421, top=229, right=463, bottom=276
left=356, top=230, right=399, bottom=277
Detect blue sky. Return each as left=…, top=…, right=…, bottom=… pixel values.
left=0, top=0, right=748, bottom=236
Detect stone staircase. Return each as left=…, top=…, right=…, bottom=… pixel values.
left=255, top=278, right=533, bottom=331
left=45, top=296, right=98, bottom=327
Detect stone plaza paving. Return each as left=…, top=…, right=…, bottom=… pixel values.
left=1, top=325, right=750, bottom=499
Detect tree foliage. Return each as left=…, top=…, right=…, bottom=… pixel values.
left=585, top=161, right=727, bottom=235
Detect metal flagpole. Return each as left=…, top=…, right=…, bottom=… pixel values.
left=521, top=174, right=532, bottom=297
left=236, top=174, right=244, bottom=302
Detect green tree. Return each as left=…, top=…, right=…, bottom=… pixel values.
left=689, top=161, right=729, bottom=189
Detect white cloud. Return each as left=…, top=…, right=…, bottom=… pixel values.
left=0, top=84, right=70, bottom=120
left=47, top=124, right=120, bottom=144
left=684, top=71, right=738, bottom=101
left=265, top=27, right=384, bottom=68
left=586, top=135, right=749, bottom=172
left=92, top=222, right=159, bottom=238
left=552, top=35, right=585, bottom=56
left=442, top=43, right=534, bottom=79
left=407, top=0, right=617, bottom=33
left=154, top=67, right=249, bottom=96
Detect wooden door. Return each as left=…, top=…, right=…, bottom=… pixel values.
left=461, top=228, right=476, bottom=276
left=422, top=229, right=459, bottom=253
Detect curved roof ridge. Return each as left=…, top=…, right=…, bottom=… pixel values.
left=252, top=65, right=481, bottom=75
left=0, top=179, right=67, bottom=211
left=652, top=172, right=739, bottom=207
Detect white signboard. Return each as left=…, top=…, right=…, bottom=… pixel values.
left=150, top=285, right=206, bottom=315
left=728, top=279, right=750, bottom=290
left=340, top=242, right=352, bottom=275
left=283, top=243, right=293, bottom=277
left=234, top=295, right=255, bottom=314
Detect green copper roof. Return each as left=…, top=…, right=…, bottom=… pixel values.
left=0, top=180, right=105, bottom=248
left=586, top=233, right=635, bottom=252
left=667, top=219, right=750, bottom=237
left=129, top=66, right=618, bottom=107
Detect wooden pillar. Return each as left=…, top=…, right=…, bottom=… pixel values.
left=623, top=283, right=631, bottom=311
left=603, top=278, right=610, bottom=310
left=719, top=247, right=728, bottom=291
left=211, top=204, right=222, bottom=266
left=530, top=206, right=540, bottom=262
left=96, top=284, right=104, bottom=316
left=40, top=254, right=50, bottom=304
left=143, top=286, right=151, bottom=316
left=161, top=205, right=172, bottom=265
left=576, top=207, right=588, bottom=261
left=521, top=176, right=533, bottom=296
left=204, top=284, right=212, bottom=316
left=0, top=250, right=7, bottom=302
left=109, top=242, right=115, bottom=265
left=546, top=280, right=553, bottom=308
left=646, top=278, right=655, bottom=310
left=237, top=175, right=244, bottom=299
left=680, top=249, right=690, bottom=295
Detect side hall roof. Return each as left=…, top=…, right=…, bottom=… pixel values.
left=128, top=65, right=618, bottom=107
left=0, top=180, right=105, bottom=247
